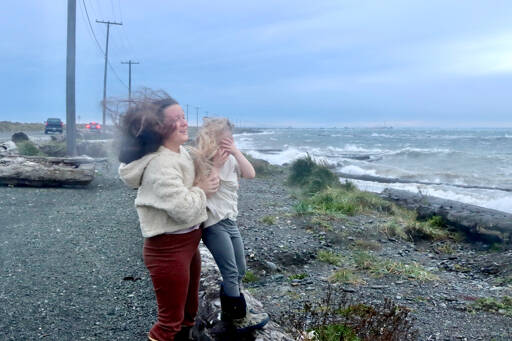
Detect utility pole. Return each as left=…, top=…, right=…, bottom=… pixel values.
left=66, top=0, right=76, bottom=156
left=186, top=104, right=189, bottom=122
left=121, top=60, right=139, bottom=101
left=96, top=20, right=122, bottom=127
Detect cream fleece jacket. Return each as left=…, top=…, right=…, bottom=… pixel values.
left=118, top=145, right=207, bottom=238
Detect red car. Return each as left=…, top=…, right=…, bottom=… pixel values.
left=86, top=122, right=101, bottom=133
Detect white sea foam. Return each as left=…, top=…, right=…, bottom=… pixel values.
left=234, top=136, right=254, bottom=150
left=339, top=165, right=378, bottom=176
left=346, top=179, right=512, bottom=214
left=323, top=144, right=385, bottom=154
left=233, top=130, right=275, bottom=137
left=388, top=147, right=452, bottom=155
left=371, top=133, right=392, bottom=137
left=323, top=145, right=452, bottom=156
left=246, top=147, right=306, bottom=165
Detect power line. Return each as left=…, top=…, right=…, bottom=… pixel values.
left=81, top=0, right=128, bottom=89
left=78, top=0, right=103, bottom=59
left=81, top=0, right=105, bottom=55
left=114, top=0, right=136, bottom=59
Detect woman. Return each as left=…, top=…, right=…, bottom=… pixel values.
left=117, top=91, right=218, bottom=341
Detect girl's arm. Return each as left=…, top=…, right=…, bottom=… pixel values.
left=220, top=137, right=256, bottom=179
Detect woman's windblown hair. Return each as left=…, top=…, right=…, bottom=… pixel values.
left=193, top=117, right=234, bottom=182
left=109, top=88, right=179, bottom=164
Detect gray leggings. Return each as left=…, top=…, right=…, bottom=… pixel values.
left=202, top=218, right=246, bottom=297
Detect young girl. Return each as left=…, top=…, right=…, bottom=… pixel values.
left=193, top=118, right=269, bottom=332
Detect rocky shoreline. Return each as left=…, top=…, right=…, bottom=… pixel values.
left=238, top=171, right=512, bottom=340
left=1, top=160, right=511, bottom=340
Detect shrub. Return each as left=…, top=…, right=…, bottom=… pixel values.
left=317, top=250, right=343, bottom=266
left=311, top=216, right=333, bottom=231
left=294, top=200, right=313, bottom=216
left=261, top=215, right=276, bottom=225
left=314, top=324, right=359, bottom=341
left=242, top=270, right=259, bottom=283
left=288, top=154, right=317, bottom=186
left=353, top=251, right=438, bottom=281
left=427, top=215, right=445, bottom=228
left=354, top=239, right=382, bottom=251
left=16, top=141, right=43, bottom=156
left=39, top=141, right=67, bottom=157
left=471, top=296, right=512, bottom=316
left=308, top=188, right=393, bottom=216
left=382, top=209, right=450, bottom=242
left=289, top=273, right=308, bottom=281
left=288, top=155, right=340, bottom=194
left=328, top=268, right=363, bottom=285
left=342, top=180, right=357, bottom=191
left=276, top=285, right=418, bottom=341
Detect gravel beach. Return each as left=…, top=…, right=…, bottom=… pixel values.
left=1, top=160, right=511, bottom=340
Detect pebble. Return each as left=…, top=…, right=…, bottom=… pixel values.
left=370, top=285, right=388, bottom=290
left=265, top=261, right=278, bottom=272
left=341, top=287, right=356, bottom=293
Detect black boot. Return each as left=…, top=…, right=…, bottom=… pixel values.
left=219, top=287, right=270, bottom=333
left=174, top=325, right=212, bottom=341
left=174, top=326, right=193, bottom=341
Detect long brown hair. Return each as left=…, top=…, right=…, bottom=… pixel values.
left=113, top=89, right=179, bottom=163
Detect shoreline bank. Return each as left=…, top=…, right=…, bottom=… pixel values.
left=1, top=159, right=511, bottom=340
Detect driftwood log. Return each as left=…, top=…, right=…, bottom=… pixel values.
left=381, top=188, right=512, bottom=243
left=197, top=244, right=294, bottom=341
left=0, top=155, right=96, bottom=187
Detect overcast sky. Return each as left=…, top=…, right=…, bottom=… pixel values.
left=2, top=1, right=512, bottom=127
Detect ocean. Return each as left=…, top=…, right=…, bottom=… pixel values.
left=234, top=128, right=512, bottom=214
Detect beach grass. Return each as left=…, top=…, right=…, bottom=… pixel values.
left=470, top=296, right=512, bottom=316
left=317, top=250, right=344, bottom=266
left=16, top=141, right=45, bottom=156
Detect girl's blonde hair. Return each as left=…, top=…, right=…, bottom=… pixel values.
left=193, top=117, right=234, bottom=182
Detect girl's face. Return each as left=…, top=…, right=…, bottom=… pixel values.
left=217, top=129, right=232, bottom=145
left=163, top=104, right=188, bottom=145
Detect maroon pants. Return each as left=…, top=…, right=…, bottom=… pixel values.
left=143, top=229, right=202, bottom=341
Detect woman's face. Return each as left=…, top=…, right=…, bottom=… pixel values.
left=163, top=104, right=188, bottom=145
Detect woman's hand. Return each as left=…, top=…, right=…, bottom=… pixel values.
left=196, top=171, right=219, bottom=197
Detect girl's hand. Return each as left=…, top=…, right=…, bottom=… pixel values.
left=212, top=147, right=230, bottom=169
left=196, top=172, right=219, bottom=197
left=220, top=137, right=239, bottom=155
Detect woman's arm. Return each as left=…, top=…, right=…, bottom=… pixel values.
left=141, top=158, right=217, bottom=224
left=220, top=137, right=255, bottom=179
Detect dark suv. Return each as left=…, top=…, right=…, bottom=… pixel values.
left=44, top=118, right=64, bottom=134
